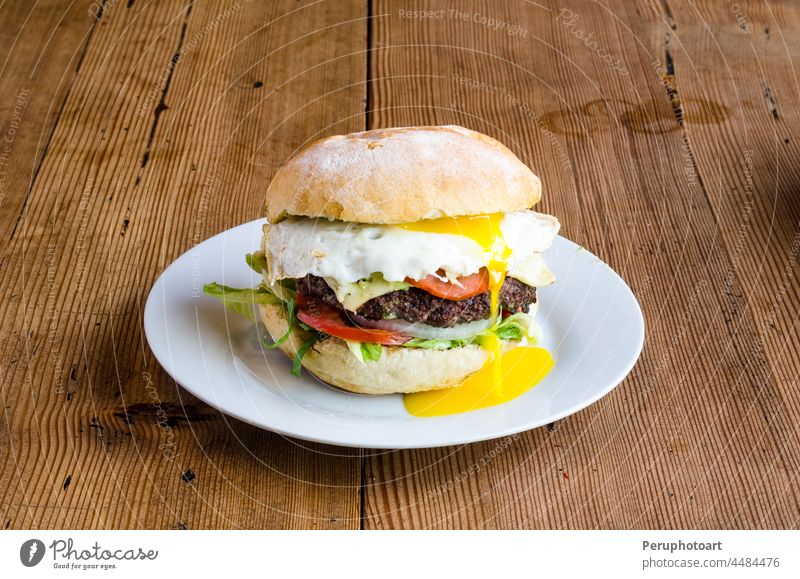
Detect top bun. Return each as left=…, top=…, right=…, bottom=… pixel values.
left=265, top=125, right=541, bottom=224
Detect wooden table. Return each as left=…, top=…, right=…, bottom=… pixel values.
left=1, top=0, right=798, bottom=530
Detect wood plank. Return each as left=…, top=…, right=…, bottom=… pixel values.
left=0, top=0, right=97, bottom=246
left=0, top=0, right=366, bottom=529
left=659, top=0, right=800, bottom=523
left=364, top=0, right=799, bottom=528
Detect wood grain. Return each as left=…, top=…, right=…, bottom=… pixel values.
left=660, top=0, right=800, bottom=524
left=0, top=0, right=366, bottom=529
left=363, top=0, right=800, bottom=529
left=0, top=0, right=98, bottom=246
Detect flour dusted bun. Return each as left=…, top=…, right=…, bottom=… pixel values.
left=265, top=125, right=541, bottom=224
left=259, top=303, right=516, bottom=395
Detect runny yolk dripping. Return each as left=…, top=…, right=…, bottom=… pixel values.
left=398, top=214, right=554, bottom=417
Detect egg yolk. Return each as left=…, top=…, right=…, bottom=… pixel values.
left=399, top=214, right=554, bottom=417
left=403, top=346, right=554, bottom=417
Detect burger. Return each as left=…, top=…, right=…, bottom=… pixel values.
left=205, top=125, right=560, bottom=396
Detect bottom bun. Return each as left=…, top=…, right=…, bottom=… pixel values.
left=259, top=303, right=512, bottom=395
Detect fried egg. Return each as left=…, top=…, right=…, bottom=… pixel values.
left=264, top=210, right=560, bottom=287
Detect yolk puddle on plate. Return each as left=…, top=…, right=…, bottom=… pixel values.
left=400, top=214, right=551, bottom=417
left=404, top=346, right=554, bottom=417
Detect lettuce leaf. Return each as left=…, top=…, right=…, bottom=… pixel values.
left=206, top=258, right=321, bottom=377
left=223, top=301, right=259, bottom=322
left=360, top=342, right=382, bottom=362
left=344, top=340, right=365, bottom=364
left=269, top=278, right=296, bottom=302
left=245, top=251, right=269, bottom=275
left=493, top=313, right=541, bottom=343
left=494, top=317, right=526, bottom=341
left=345, top=340, right=382, bottom=364
left=202, top=282, right=282, bottom=321
left=203, top=282, right=281, bottom=304
left=403, top=337, right=471, bottom=350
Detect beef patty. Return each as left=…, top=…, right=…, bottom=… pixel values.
left=296, top=274, right=537, bottom=327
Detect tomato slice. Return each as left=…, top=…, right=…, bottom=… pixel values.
left=406, top=268, right=489, bottom=300
left=295, top=294, right=411, bottom=345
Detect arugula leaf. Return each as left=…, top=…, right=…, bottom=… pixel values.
left=261, top=298, right=296, bottom=349
left=292, top=332, right=320, bottom=377
left=360, top=342, right=382, bottom=362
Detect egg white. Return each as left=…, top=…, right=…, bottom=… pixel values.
left=264, top=210, right=560, bottom=287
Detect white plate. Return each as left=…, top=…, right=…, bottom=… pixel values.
left=144, top=219, right=644, bottom=449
